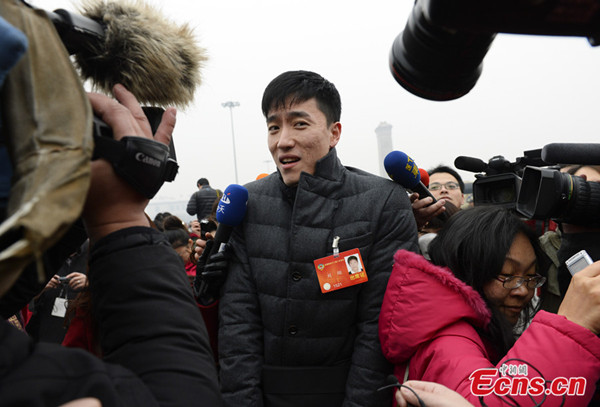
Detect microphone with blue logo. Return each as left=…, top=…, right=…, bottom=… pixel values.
left=210, top=184, right=249, bottom=256
left=384, top=151, right=447, bottom=220
left=195, top=184, right=248, bottom=304
left=384, top=151, right=433, bottom=200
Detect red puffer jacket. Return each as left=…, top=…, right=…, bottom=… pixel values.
left=379, top=250, right=600, bottom=406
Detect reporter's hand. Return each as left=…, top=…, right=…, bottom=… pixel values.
left=66, top=272, right=88, bottom=291
left=193, top=239, right=230, bottom=305
left=558, top=261, right=600, bottom=334
left=46, top=275, right=60, bottom=290
left=83, top=84, right=176, bottom=242
left=395, top=380, right=474, bottom=407
left=410, top=193, right=445, bottom=230
left=193, top=232, right=212, bottom=262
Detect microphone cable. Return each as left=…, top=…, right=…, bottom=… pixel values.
left=377, top=375, right=427, bottom=407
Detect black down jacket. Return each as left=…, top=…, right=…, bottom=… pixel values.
left=219, top=149, right=419, bottom=407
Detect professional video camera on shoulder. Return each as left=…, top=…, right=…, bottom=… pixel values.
left=454, top=150, right=546, bottom=210
left=516, top=143, right=600, bottom=227
left=457, top=143, right=600, bottom=228
left=42, top=1, right=207, bottom=199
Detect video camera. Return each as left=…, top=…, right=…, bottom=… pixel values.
left=46, top=7, right=179, bottom=199
left=390, top=0, right=600, bottom=101
left=456, top=143, right=600, bottom=227
left=455, top=150, right=547, bottom=209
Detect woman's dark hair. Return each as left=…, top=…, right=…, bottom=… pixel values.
left=153, top=211, right=172, bottom=231
left=163, top=228, right=189, bottom=249
left=162, top=215, right=187, bottom=232
left=428, top=206, right=548, bottom=356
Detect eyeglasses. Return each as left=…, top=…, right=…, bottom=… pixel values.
left=495, top=274, right=546, bottom=290
left=429, top=182, right=460, bottom=191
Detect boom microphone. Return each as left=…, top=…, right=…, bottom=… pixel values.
left=210, top=184, right=249, bottom=257
left=46, top=0, right=207, bottom=108
left=541, top=143, right=600, bottom=165
left=455, top=156, right=488, bottom=173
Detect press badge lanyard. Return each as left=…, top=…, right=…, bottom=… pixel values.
left=333, top=236, right=340, bottom=258
left=313, top=236, right=368, bottom=294
left=51, top=286, right=68, bottom=318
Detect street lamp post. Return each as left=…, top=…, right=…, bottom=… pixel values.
left=222, top=101, right=240, bottom=184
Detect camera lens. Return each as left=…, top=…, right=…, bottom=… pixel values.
left=389, top=1, right=496, bottom=101
left=560, top=175, right=600, bottom=226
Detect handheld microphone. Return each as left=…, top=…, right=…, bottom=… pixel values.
left=384, top=151, right=435, bottom=202
left=541, top=143, right=600, bottom=165
left=418, top=168, right=429, bottom=187
left=385, top=151, right=448, bottom=222
left=46, top=0, right=207, bottom=108
left=210, top=184, right=249, bottom=257
left=195, top=184, right=247, bottom=303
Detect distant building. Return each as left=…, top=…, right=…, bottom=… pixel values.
left=375, top=122, right=393, bottom=178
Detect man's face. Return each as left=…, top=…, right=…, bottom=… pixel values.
left=267, top=98, right=341, bottom=186
left=349, top=259, right=359, bottom=273
left=429, top=172, right=464, bottom=209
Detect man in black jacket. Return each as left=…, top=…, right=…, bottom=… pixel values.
left=187, top=178, right=218, bottom=221
left=218, top=71, right=419, bottom=406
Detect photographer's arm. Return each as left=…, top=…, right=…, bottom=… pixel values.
left=84, top=84, right=223, bottom=406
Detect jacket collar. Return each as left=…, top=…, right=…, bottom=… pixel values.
left=313, top=148, right=344, bottom=182
left=276, top=148, right=344, bottom=197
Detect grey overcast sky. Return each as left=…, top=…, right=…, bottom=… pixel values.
left=31, top=0, right=600, bottom=206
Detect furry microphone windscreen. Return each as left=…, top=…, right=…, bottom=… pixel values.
left=75, top=0, right=207, bottom=108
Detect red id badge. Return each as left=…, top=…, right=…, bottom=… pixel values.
left=313, top=248, right=368, bottom=294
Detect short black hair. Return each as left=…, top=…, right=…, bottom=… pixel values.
left=428, top=165, right=465, bottom=193
left=347, top=255, right=358, bottom=264
left=261, top=70, right=341, bottom=125
left=197, top=178, right=209, bottom=186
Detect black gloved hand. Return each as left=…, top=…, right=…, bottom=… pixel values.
left=193, top=239, right=230, bottom=306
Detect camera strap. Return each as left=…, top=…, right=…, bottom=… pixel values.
left=92, top=133, right=178, bottom=199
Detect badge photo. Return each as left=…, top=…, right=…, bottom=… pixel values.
left=313, top=248, right=368, bottom=294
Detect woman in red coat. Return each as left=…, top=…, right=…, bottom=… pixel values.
left=380, top=206, right=600, bottom=406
